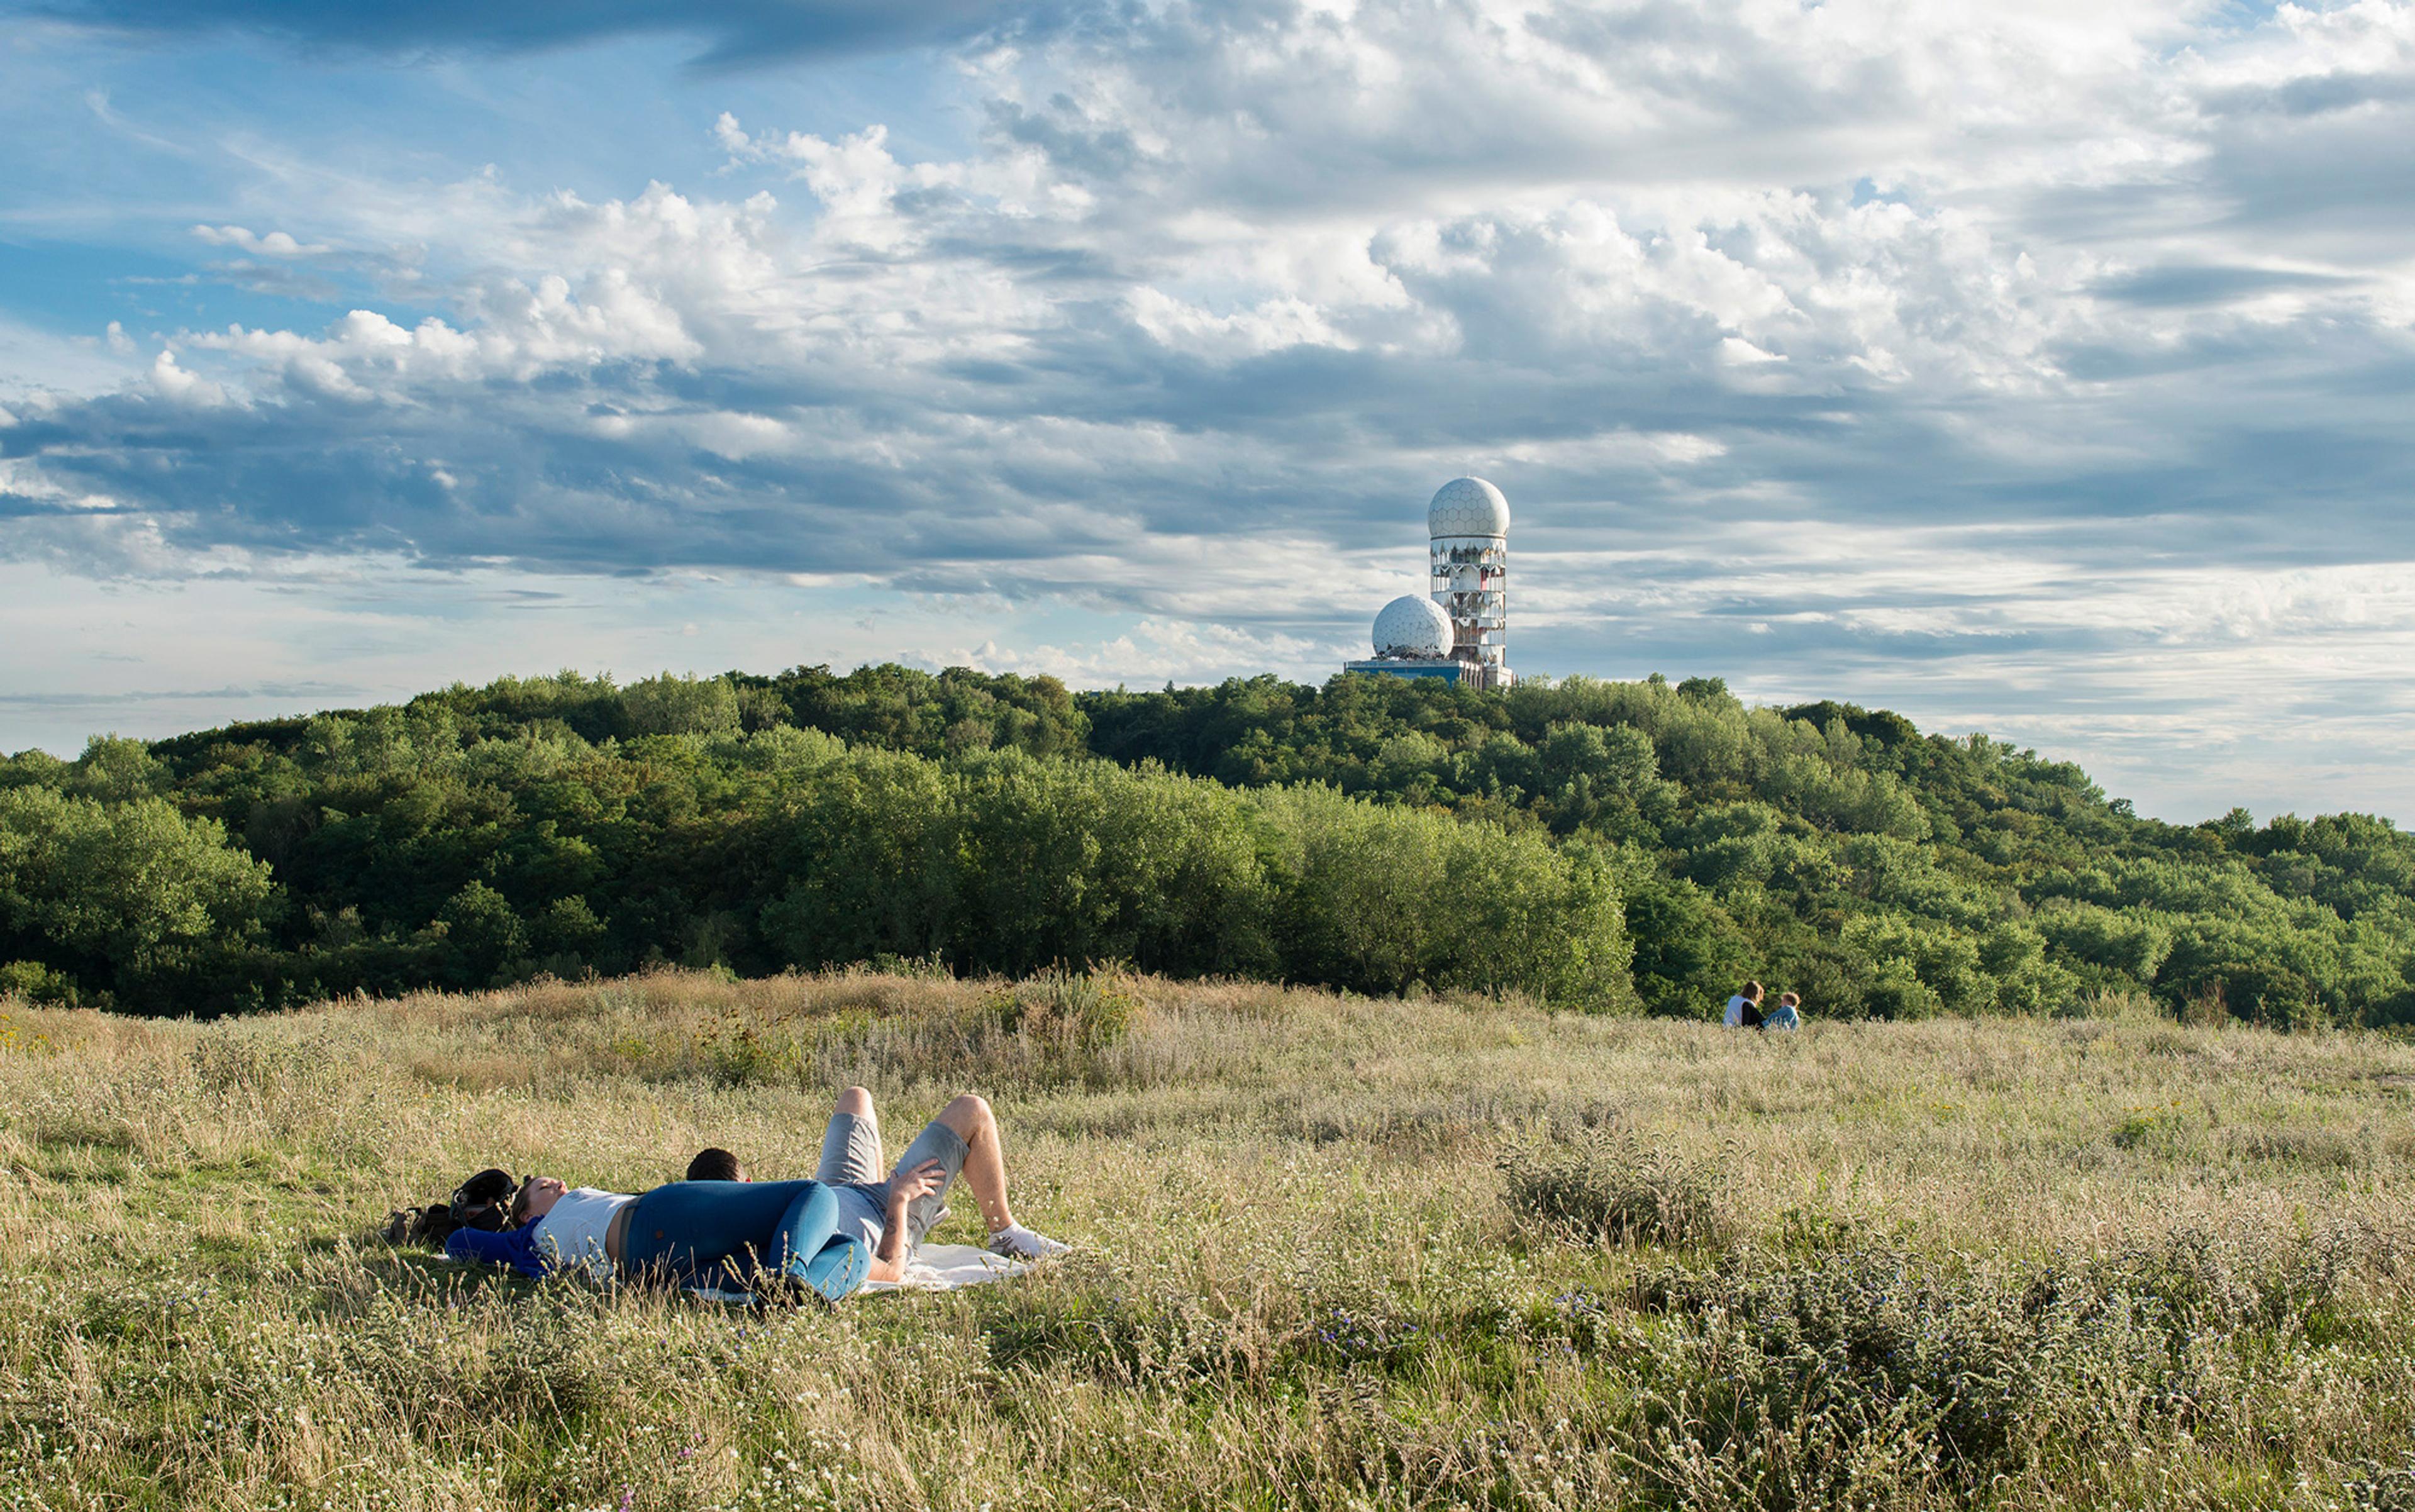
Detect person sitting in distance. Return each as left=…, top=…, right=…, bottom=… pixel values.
left=1762, top=991, right=1802, bottom=1031
left=1723, top=980, right=1765, bottom=1029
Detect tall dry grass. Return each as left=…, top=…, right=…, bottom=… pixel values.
left=1, top=972, right=2411, bottom=1510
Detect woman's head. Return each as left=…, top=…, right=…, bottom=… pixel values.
left=509, top=1175, right=568, bottom=1226
left=1741, top=981, right=1764, bottom=1002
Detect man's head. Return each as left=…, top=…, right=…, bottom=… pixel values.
left=686, top=1147, right=746, bottom=1182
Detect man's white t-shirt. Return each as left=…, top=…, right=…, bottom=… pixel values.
left=1723, top=994, right=1752, bottom=1027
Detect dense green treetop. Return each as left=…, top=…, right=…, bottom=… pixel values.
left=3, top=664, right=2407, bottom=1025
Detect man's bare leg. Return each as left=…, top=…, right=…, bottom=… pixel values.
left=930, top=1092, right=1067, bottom=1258
left=832, top=1084, right=884, bottom=1174
left=935, top=1092, right=1018, bottom=1233
left=835, top=1084, right=878, bottom=1126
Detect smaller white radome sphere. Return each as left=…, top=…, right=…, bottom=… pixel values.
left=1428, top=476, right=1511, bottom=538
left=1372, top=594, right=1455, bottom=659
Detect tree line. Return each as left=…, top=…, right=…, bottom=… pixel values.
left=3, top=664, right=2409, bottom=1025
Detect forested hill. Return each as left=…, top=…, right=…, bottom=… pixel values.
left=3, top=664, right=2410, bottom=1026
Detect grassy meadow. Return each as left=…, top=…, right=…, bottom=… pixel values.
left=3, top=969, right=2412, bottom=1510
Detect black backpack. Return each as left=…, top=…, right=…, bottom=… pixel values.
left=380, top=1169, right=520, bottom=1248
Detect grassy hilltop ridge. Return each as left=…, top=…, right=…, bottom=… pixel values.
left=3, top=967, right=2411, bottom=1509
left=4, top=663, right=2414, bottom=1023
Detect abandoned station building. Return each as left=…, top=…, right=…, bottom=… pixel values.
left=1343, top=477, right=1515, bottom=691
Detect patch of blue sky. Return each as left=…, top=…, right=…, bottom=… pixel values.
left=0, top=42, right=975, bottom=413
left=0, top=236, right=435, bottom=350
left=0, top=25, right=969, bottom=327
left=5, top=24, right=970, bottom=206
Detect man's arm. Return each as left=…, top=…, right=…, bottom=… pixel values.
left=867, top=1194, right=912, bottom=1284
left=866, top=1159, right=945, bottom=1284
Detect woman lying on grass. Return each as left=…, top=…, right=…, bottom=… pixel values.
left=443, top=1089, right=1067, bottom=1302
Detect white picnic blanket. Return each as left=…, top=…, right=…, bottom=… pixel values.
left=422, top=1240, right=1030, bottom=1296
left=862, top=1242, right=1029, bottom=1294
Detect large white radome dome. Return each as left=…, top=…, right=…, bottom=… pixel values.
left=1428, top=476, right=1511, bottom=538
left=1372, top=594, right=1455, bottom=659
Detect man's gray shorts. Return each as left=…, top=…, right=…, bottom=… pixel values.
left=817, top=1109, right=965, bottom=1250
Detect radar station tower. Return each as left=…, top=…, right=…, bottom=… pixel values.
left=1343, top=477, right=1516, bottom=689
left=1426, top=477, right=1513, bottom=689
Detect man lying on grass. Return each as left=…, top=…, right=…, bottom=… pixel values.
left=713, top=1086, right=1070, bottom=1267
left=444, top=1088, right=1067, bottom=1301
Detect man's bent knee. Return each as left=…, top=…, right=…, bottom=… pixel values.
left=940, top=1092, right=991, bottom=1137
left=834, top=1086, right=875, bottom=1117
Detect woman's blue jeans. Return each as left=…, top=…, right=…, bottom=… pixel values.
left=621, top=1179, right=869, bottom=1301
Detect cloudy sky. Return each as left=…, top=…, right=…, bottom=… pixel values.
left=2, top=1, right=2411, bottom=823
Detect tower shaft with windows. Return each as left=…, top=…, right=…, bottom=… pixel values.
left=1424, top=477, right=1514, bottom=690
left=1430, top=534, right=1507, bottom=684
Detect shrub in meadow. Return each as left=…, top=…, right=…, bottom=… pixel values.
left=1499, top=1128, right=1725, bottom=1249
